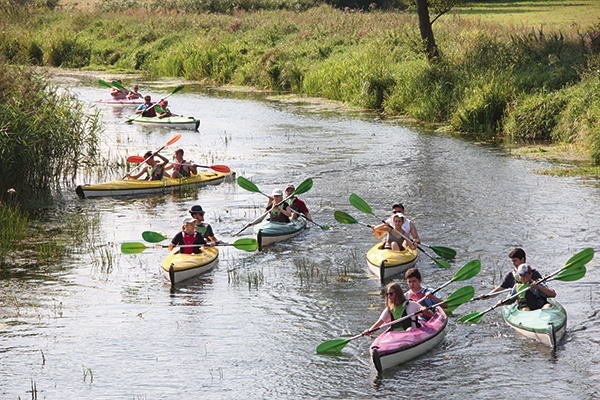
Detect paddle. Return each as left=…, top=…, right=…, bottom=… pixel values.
left=237, top=177, right=329, bottom=230
left=469, top=288, right=511, bottom=302
left=459, top=248, right=593, bottom=324
left=120, top=238, right=259, bottom=254
left=349, top=194, right=455, bottom=266
left=142, top=231, right=169, bottom=243
left=125, top=85, right=184, bottom=123
left=98, top=79, right=113, bottom=89
left=316, top=285, right=475, bottom=354
left=112, top=80, right=127, bottom=91
left=424, top=259, right=481, bottom=299
left=125, top=133, right=181, bottom=179
left=233, top=178, right=314, bottom=236
left=334, top=209, right=451, bottom=269
left=126, top=156, right=231, bottom=174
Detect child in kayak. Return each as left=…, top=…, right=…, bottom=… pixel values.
left=404, top=268, right=447, bottom=308
left=169, top=217, right=206, bottom=254
left=363, top=282, right=421, bottom=335
left=498, top=263, right=556, bottom=311
left=126, top=151, right=170, bottom=181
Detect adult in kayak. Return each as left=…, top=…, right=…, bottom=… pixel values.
left=374, top=213, right=415, bottom=251
left=156, top=99, right=173, bottom=119
left=363, top=282, right=421, bottom=335
left=387, top=203, right=420, bottom=245
left=135, top=96, right=157, bottom=117
left=189, top=205, right=220, bottom=245
left=265, top=189, right=293, bottom=223
left=404, top=268, right=447, bottom=309
left=497, top=263, right=556, bottom=311
left=476, top=248, right=543, bottom=299
left=285, top=184, right=312, bottom=221
left=126, top=151, right=170, bottom=180
left=169, top=217, right=207, bottom=254
left=127, top=84, right=143, bottom=100
left=110, top=80, right=128, bottom=100
left=167, top=148, right=197, bottom=178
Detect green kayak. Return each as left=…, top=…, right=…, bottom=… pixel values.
left=253, top=218, right=307, bottom=250
left=502, top=298, right=567, bottom=350
left=125, top=115, right=200, bottom=130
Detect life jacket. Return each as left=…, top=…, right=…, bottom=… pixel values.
left=147, top=165, right=164, bottom=181
left=195, top=223, right=209, bottom=237
left=181, top=230, right=198, bottom=254
left=173, top=160, right=190, bottom=177
left=141, top=105, right=157, bottom=117
left=389, top=302, right=412, bottom=331
left=269, top=203, right=290, bottom=223
left=515, top=281, right=547, bottom=310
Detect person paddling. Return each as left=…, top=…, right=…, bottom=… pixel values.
left=497, top=263, right=556, bottom=311
left=285, top=184, right=312, bottom=221
left=168, top=217, right=206, bottom=254
left=266, top=189, right=293, bottom=223
left=363, top=282, right=421, bottom=336
left=126, top=151, right=170, bottom=181
left=136, top=96, right=157, bottom=117
left=404, top=268, right=447, bottom=308
left=189, top=205, right=220, bottom=245
left=373, top=213, right=415, bottom=251
left=110, top=79, right=128, bottom=100
left=127, top=84, right=143, bottom=100
left=476, top=248, right=543, bottom=300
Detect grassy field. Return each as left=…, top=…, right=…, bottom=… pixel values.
left=453, top=0, right=600, bottom=31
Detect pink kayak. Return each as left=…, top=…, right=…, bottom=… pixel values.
left=370, top=307, right=447, bottom=373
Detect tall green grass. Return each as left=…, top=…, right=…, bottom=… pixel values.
left=0, top=3, right=599, bottom=164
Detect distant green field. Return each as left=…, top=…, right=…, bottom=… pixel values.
left=453, top=0, right=600, bottom=31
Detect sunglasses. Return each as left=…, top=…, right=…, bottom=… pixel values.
left=386, top=292, right=395, bottom=297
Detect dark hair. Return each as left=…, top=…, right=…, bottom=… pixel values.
left=405, top=267, right=421, bottom=280
left=144, top=151, right=153, bottom=159
left=392, top=203, right=405, bottom=211
left=509, top=248, right=526, bottom=260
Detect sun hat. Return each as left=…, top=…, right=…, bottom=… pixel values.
left=272, top=189, right=283, bottom=196
left=182, top=216, right=196, bottom=225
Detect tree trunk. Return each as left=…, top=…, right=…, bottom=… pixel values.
left=415, top=0, right=439, bottom=61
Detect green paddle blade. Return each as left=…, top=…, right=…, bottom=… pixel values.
left=432, top=258, right=452, bottom=269
left=452, top=260, right=481, bottom=282
left=564, top=247, right=594, bottom=269
left=121, top=242, right=148, bottom=254
left=316, top=338, right=352, bottom=355
left=334, top=210, right=358, bottom=224
left=237, top=176, right=262, bottom=194
left=444, top=286, right=475, bottom=309
left=171, top=85, right=184, bottom=95
left=554, top=265, right=586, bottom=282
left=98, top=79, right=112, bottom=88
left=349, top=193, right=373, bottom=215
left=112, top=80, right=126, bottom=90
left=459, top=311, right=486, bottom=324
left=429, top=246, right=457, bottom=260
left=231, top=238, right=259, bottom=252
left=142, top=231, right=169, bottom=243
left=293, top=178, right=313, bottom=196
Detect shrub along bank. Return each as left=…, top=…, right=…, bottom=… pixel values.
left=0, top=2, right=599, bottom=166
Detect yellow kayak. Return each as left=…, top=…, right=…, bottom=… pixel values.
left=366, top=243, right=418, bottom=282
left=76, top=170, right=232, bottom=198
left=161, top=246, right=219, bottom=284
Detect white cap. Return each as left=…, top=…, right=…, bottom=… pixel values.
left=182, top=217, right=196, bottom=225
left=272, top=189, right=283, bottom=196
left=517, top=263, right=531, bottom=275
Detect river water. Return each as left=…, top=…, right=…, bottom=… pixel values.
left=1, top=75, right=599, bottom=399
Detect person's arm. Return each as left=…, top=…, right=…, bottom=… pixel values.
left=425, top=290, right=448, bottom=309
left=371, top=223, right=390, bottom=238
left=409, top=222, right=420, bottom=244
left=531, top=282, right=556, bottom=298
left=278, top=203, right=293, bottom=218
left=363, top=309, right=388, bottom=336
left=126, top=166, right=148, bottom=180
left=169, top=232, right=182, bottom=251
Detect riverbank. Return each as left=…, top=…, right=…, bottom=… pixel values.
left=2, top=3, right=599, bottom=171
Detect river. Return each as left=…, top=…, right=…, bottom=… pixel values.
left=1, top=74, right=599, bottom=399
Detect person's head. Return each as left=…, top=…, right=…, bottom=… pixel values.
left=509, top=248, right=527, bottom=268
left=391, top=212, right=404, bottom=227
left=271, top=188, right=283, bottom=200
left=160, top=99, right=168, bottom=107
left=285, top=184, right=295, bottom=197
left=133, top=84, right=139, bottom=91
left=392, top=203, right=405, bottom=214
left=405, top=268, right=423, bottom=291
left=182, top=216, right=196, bottom=233
left=144, top=95, right=151, bottom=104
left=516, top=263, right=533, bottom=283
left=143, top=151, right=155, bottom=164
left=189, top=205, right=205, bottom=221
left=384, top=282, right=406, bottom=309
left=175, top=148, right=184, bottom=161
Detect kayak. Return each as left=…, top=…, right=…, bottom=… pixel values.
left=98, top=98, right=144, bottom=106
left=125, top=114, right=200, bottom=130
left=366, top=243, right=418, bottom=282
left=501, top=298, right=567, bottom=350
left=253, top=218, right=307, bottom=250
left=76, top=170, right=231, bottom=198
left=370, top=307, right=447, bottom=373
left=161, top=246, right=219, bottom=284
